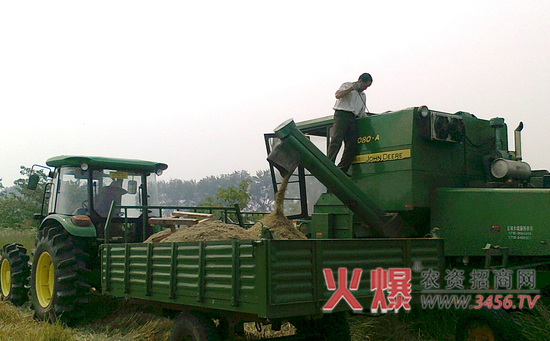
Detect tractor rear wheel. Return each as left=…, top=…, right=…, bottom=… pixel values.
left=30, top=224, right=91, bottom=323
left=171, top=311, right=221, bottom=341
left=0, top=243, right=30, bottom=306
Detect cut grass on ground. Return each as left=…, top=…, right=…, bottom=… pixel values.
left=1, top=298, right=550, bottom=340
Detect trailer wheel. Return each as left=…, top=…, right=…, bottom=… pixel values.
left=455, top=308, right=525, bottom=341
left=294, top=312, right=350, bottom=341
left=216, top=317, right=230, bottom=339
left=0, top=243, right=30, bottom=306
left=171, top=312, right=221, bottom=341
left=30, top=224, right=91, bottom=323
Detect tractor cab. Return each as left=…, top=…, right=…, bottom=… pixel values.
left=52, top=167, right=150, bottom=219
left=31, top=155, right=167, bottom=241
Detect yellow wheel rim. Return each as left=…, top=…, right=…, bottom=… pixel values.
left=35, top=252, right=54, bottom=308
left=1, top=258, right=11, bottom=297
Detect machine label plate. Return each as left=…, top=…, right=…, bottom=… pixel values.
left=354, top=149, right=411, bottom=164
left=507, top=225, right=533, bottom=240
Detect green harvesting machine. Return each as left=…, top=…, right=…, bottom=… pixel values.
left=266, top=105, right=550, bottom=283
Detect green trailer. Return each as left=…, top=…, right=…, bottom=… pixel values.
left=0, top=152, right=444, bottom=340
left=100, top=236, right=443, bottom=340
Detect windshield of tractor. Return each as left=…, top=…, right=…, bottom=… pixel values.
left=51, top=167, right=160, bottom=218
left=92, top=170, right=143, bottom=218
left=50, top=167, right=88, bottom=216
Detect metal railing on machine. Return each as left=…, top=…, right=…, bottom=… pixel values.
left=103, top=202, right=268, bottom=243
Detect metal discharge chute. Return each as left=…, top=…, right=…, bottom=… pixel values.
left=267, top=118, right=402, bottom=237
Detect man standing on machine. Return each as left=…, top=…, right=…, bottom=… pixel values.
left=327, top=72, right=373, bottom=174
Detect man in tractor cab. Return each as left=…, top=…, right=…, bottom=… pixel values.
left=327, top=72, right=372, bottom=174
left=94, top=178, right=127, bottom=217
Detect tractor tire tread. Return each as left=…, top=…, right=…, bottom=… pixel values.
left=30, top=225, right=91, bottom=324
left=0, top=243, right=30, bottom=306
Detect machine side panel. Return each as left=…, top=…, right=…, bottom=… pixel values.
left=352, top=109, right=466, bottom=211
left=433, top=188, right=550, bottom=256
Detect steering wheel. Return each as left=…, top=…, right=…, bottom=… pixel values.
left=72, top=200, right=89, bottom=216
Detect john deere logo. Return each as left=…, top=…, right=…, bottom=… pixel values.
left=353, top=149, right=411, bottom=164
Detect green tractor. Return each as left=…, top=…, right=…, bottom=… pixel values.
left=1, top=155, right=168, bottom=322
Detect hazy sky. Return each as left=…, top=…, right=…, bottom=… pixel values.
left=2, top=1, right=550, bottom=186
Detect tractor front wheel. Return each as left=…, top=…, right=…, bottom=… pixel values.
left=30, top=224, right=91, bottom=323
left=0, top=243, right=30, bottom=306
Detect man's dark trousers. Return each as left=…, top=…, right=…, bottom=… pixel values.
left=327, top=110, right=358, bottom=174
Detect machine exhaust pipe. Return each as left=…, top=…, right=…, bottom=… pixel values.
left=490, top=121, right=531, bottom=181
left=515, top=122, right=523, bottom=161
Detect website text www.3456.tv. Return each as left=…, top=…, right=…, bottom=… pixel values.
left=322, top=267, right=541, bottom=313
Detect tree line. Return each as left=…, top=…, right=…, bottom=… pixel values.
left=157, top=169, right=275, bottom=212
left=0, top=167, right=275, bottom=229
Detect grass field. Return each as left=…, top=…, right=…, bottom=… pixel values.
left=0, top=299, right=173, bottom=341
left=0, top=300, right=441, bottom=341
left=0, top=227, right=36, bottom=253
left=1, top=297, right=549, bottom=341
